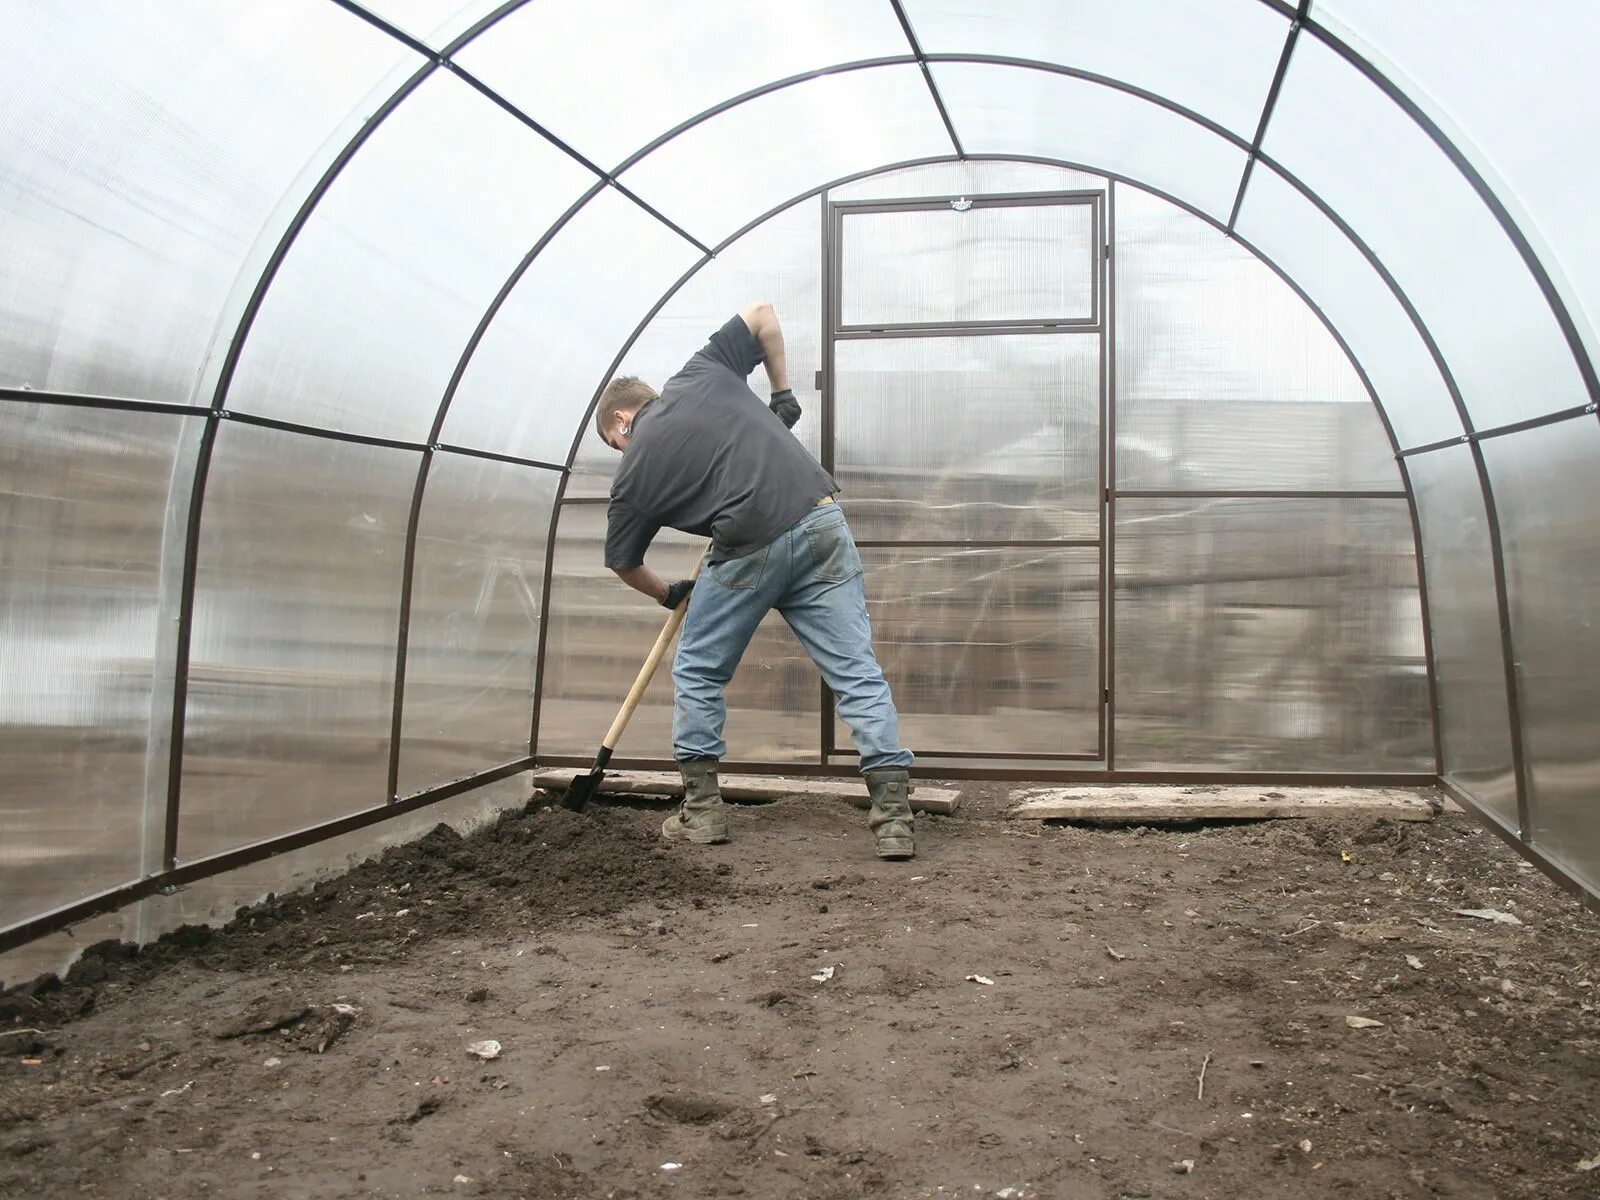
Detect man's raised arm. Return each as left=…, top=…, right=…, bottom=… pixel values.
left=739, top=300, right=802, bottom=428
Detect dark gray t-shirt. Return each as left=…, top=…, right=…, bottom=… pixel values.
left=604, top=316, right=837, bottom=569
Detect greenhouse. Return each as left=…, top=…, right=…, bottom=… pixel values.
left=2, top=2, right=1597, bottom=1197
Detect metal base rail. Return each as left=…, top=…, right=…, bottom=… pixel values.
left=0, top=757, right=533, bottom=958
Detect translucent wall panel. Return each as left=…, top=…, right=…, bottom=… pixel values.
left=227, top=72, right=593, bottom=440
left=930, top=63, right=1249, bottom=223
left=832, top=161, right=1109, bottom=203
left=619, top=66, right=952, bottom=247
left=1317, top=0, right=1600, bottom=372
left=1115, top=498, right=1430, bottom=770
left=841, top=547, right=1100, bottom=756
left=1264, top=36, right=1589, bottom=432
left=457, top=0, right=910, bottom=170
left=441, top=188, right=702, bottom=466
left=359, top=0, right=501, bottom=47
left=1482, top=419, right=1600, bottom=892
left=834, top=335, right=1100, bottom=542
left=0, top=3, right=411, bottom=401
left=1404, top=446, right=1516, bottom=827
left=1236, top=168, right=1462, bottom=450
left=841, top=201, right=1096, bottom=327
left=0, top=405, right=196, bottom=927
left=904, top=0, right=1288, bottom=139
left=179, top=424, right=417, bottom=860
left=397, top=456, right=558, bottom=794
left=1116, top=186, right=1400, bottom=491
left=568, top=199, right=825, bottom=500
left=540, top=511, right=820, bottom=763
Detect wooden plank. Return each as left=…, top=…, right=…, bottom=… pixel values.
left=531, top=768, right=960, bottom=814
left=1006, top=785, right=1436, bottom=823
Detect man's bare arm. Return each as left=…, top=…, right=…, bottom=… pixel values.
left=613, top=565, right=669, bottom=603
left=738, top=300, right=788, bottom=393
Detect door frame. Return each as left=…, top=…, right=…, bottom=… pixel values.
left=820, top=187, right=1111, bottom=766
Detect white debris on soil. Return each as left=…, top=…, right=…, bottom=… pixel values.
left=465, top=1039, right=502, bottom=1060
left=1453, top=908, right=1524, bottom=926
left=966, top=975, right=995, bottom=986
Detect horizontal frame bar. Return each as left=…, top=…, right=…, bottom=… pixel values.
left=835, top=322, right=1100, bottom=340
left=0, top=758, right=536, bottom=957
left=1116, top=489, right=1409, bottom=500
left=1399, top=402, right=1598, bottom=458
left=218, top=409, right=428, bottom=453
left=855, top=538, right=1101, bottom=549
left=434, top=442, right=568, bottom=473
left=831, top=748, right=1105, bottom=762
left=535, top=755, right=1438, bottom=790
left=0, top=388, right=207, bottom=419
left=831, top=190, right=1103, bottom=216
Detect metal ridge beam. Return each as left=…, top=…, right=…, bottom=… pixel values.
left=1227, top=0, right=1308, bottom=232
left=888, top=0, right=966, bottom=160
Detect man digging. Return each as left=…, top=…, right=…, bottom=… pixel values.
left=596, top=300, right=916, bottom=859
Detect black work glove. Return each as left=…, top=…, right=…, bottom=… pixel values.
left=769, top=388, right=802, bottom=429
left=660, top=578, right=696, bottom=610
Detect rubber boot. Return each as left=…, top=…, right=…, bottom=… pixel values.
left=662, top=758, right=730, bottom=844
left=865, top=768, right=914, bottom=860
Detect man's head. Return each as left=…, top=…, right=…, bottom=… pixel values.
left=595, top=376, right=658, bottom=451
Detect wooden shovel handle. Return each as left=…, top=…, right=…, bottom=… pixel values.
left=601, top=549, right=709, bottom=751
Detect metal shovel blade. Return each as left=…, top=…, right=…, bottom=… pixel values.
left=560, top=767, right=606, bottom=812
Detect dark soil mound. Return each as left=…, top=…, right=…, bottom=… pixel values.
left=2, top=795, right=726, bottom=1026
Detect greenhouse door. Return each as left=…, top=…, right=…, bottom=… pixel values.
left=821, top=190, right=1108, bottom=765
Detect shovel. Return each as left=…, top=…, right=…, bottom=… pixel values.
left=560, top=549, right=708, bottom=811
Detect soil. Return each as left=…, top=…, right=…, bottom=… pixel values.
left=2, top=786, right=1597, bottom=1200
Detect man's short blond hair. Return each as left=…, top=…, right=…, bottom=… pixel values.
left=595, top=377, right=656, bottom=441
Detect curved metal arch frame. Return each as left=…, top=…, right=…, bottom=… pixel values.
left=8, top=1, right=1597, bottom=955
left=531, top=150, right=1443, bottom=776
left=172, top=14, right=1577, bottom=846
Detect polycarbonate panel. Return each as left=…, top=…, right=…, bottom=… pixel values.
left=571, top=198, right=826, bottom=500
left=0, top=405, right=195, bottom=928
left=441, top=187, right=702, bottom=465
left=830, top=160, right=1108, bottom=202
left=179, top=423, right=417, bottom=860
left=1116, top=186, right=1400, bottom=490
left=929, top=63, right=1250, bottom=222
left=904, top=0, right=1289, bottom=139
left=397, top=456, right=558, bottom=795
left=1236, top=167, right=1462, bottom=450
left=841, top=201, right=1096, bottom=327
left=1482, top=418, right=1600, bottom=892
left=0, top=3, right=414, bottom=401
left=1404, top=446, right=1516, bottom=827
left=1318, top=0, right=1600, bottom=374
left=1115, top=498, right=1430, bottom=770
left=358, top=0, right=500, bottom=46
left=1264, top=36, right=1589, bottom=432
left=143, top=773, right=527, bottom=949
left=619, top=66, right=952, bottom=247
left=834, top=335, right=1100, bottom=542
left=838, top=546, right=1100, bottom=756
left=539, top=510, right=820, bottom=763
left=457, top=0, right=910, bottom=170
left=227, top=72, right=594, bottom=440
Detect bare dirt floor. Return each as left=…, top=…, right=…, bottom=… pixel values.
left=3, top=784, right=1599, bottom=1200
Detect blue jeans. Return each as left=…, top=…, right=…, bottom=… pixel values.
left=672, top=502, right=914, bottom=774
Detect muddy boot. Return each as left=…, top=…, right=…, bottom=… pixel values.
left=662, top=758, right=730, bottom=844
left=865, top=768, right=914, bottom=860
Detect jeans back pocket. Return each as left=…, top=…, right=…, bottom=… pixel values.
left=709, top=544, right=769, bottom=590
left=804, top=516, right=863, bottom=584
